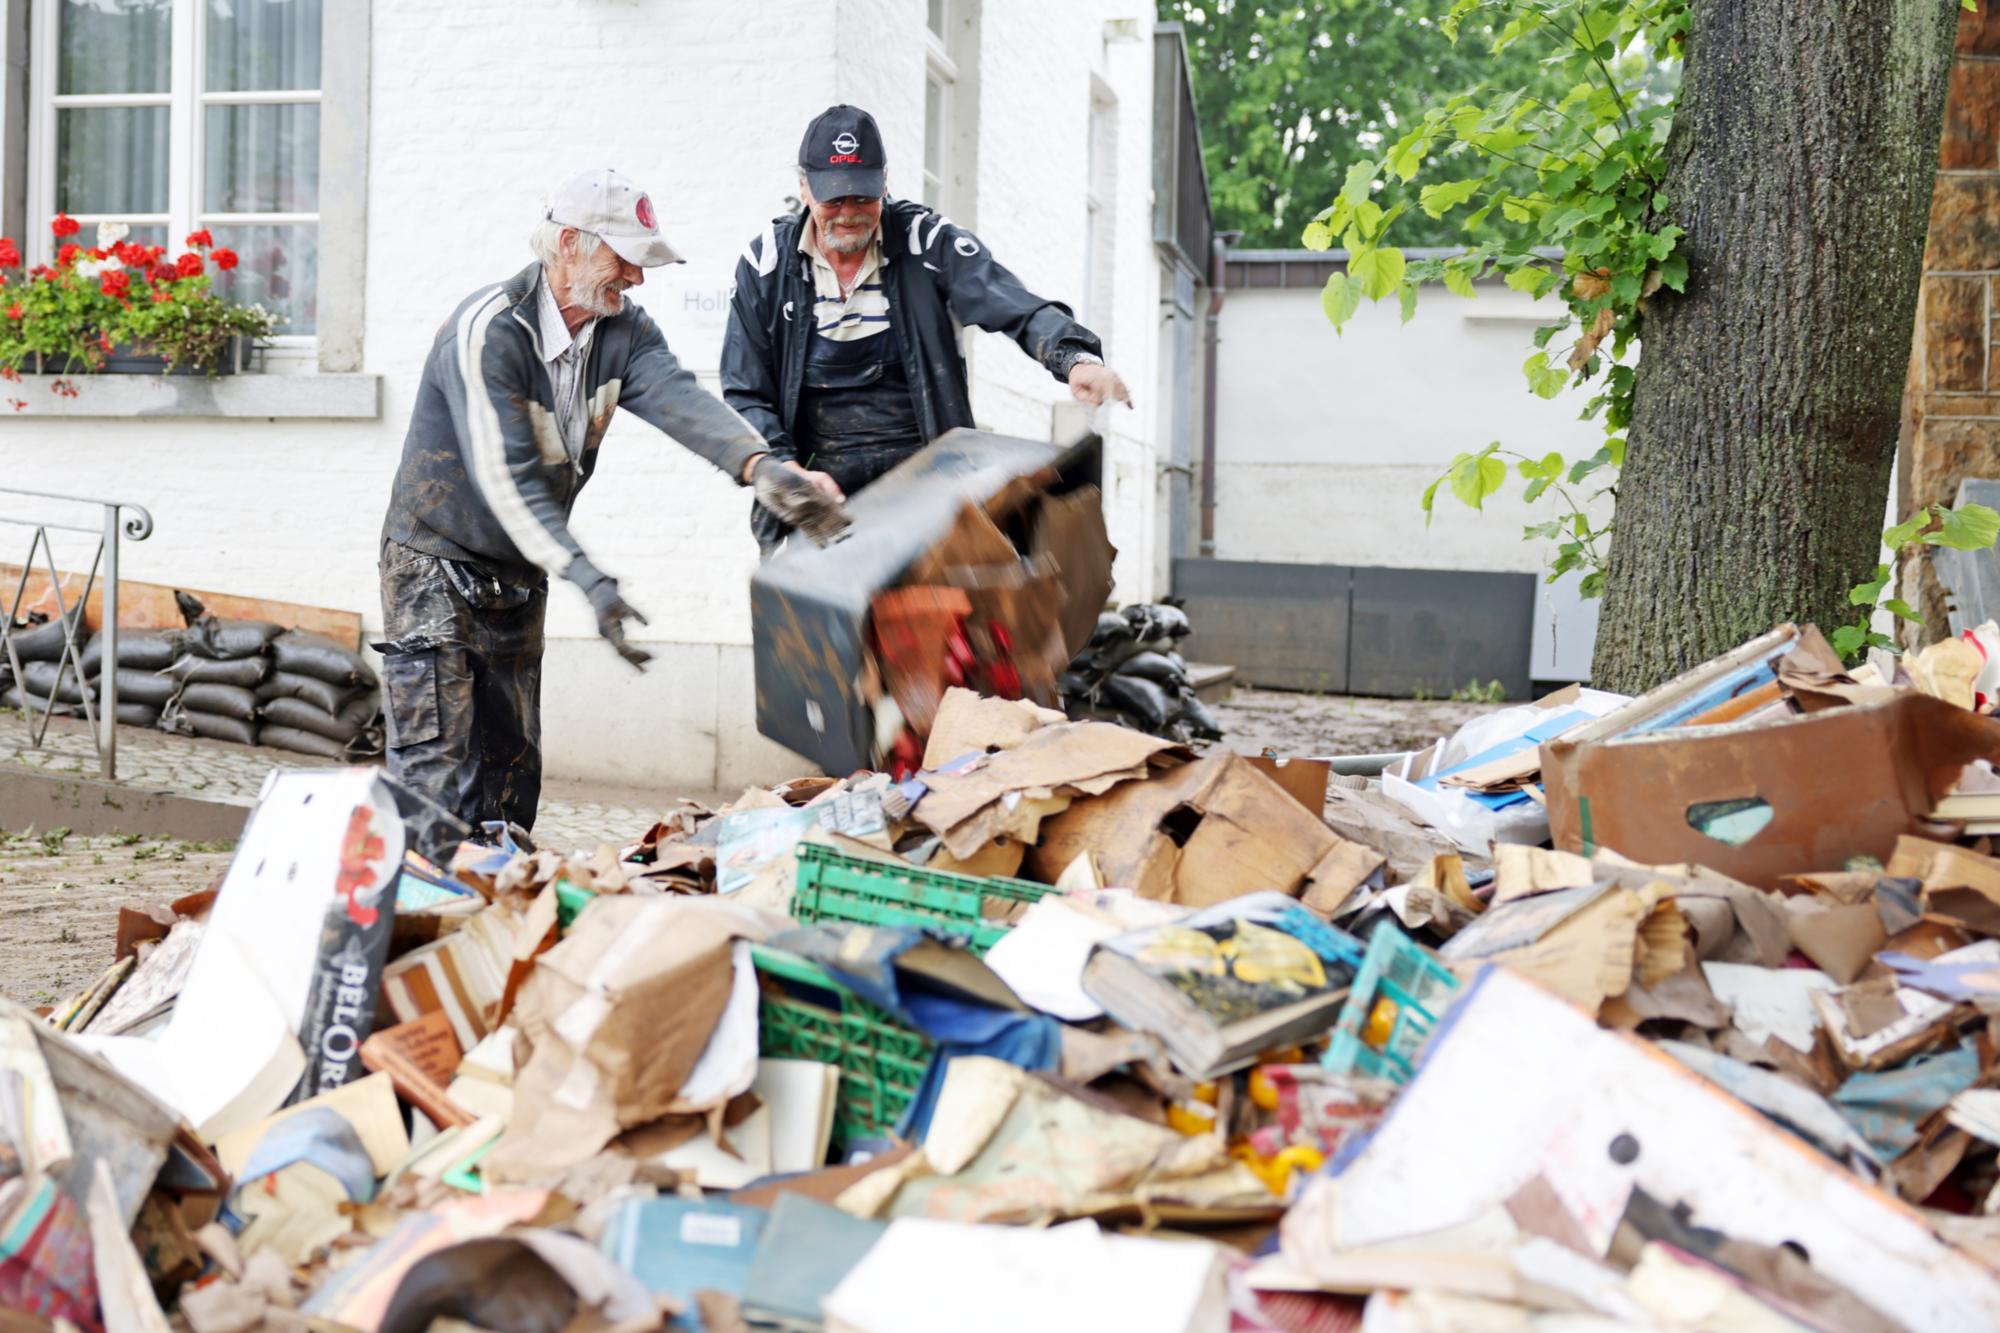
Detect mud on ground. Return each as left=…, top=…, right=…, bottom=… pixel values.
left=0, top=830, right=233, bottom=1004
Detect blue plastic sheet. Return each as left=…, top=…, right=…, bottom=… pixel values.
left=1832, top=1047, right=1980, bottom=1159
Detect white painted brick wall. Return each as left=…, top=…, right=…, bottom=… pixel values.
left=4, top=0, right=1169, bottom=791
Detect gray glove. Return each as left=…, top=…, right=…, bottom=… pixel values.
left=753, top=456, right=850, bottom=546
left=584, top=575, right=652, bottom=670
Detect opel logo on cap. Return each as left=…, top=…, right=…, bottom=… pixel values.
left=832, top=132, right=860, bottom=154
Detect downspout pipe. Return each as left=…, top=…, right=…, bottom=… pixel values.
left=1198, top=231, right=1239, bottom=557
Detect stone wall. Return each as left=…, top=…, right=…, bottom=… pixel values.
left=1900, top=4, right=2000, bottom=638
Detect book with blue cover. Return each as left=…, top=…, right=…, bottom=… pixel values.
left=739, top=1194, right=887, bottom=1330
left=599, top=1196, right=768, bottom=1331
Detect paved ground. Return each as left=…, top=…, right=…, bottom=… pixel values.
left=0, top=688, right=1494, bottom=1004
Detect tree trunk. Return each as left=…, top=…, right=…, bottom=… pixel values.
left=1590, top=0, right=1960, bottom=692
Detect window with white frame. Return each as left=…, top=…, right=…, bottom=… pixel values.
left=922, top=0, right=951, bottom=209
left=29, top=0, right=322, bottom=345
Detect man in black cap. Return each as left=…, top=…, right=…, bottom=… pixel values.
left=722, top=105, right=1132, bottom=554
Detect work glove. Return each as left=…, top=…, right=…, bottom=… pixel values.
left=585, top=575, right=652, bottom=670
left=753, top=456, right=851, bottom=547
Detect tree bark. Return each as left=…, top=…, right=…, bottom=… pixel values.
left=1590, top=0, right=1961, bottom=692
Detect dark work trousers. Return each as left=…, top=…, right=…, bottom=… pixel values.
left=752, top=439, right=925, bottom=557
left=376, top=539, right=548, bottom=834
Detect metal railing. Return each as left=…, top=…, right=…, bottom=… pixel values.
left=0, top=486, right=155, bottom=780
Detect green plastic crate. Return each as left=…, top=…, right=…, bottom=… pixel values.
left=790, top=843, right=1054, bottom=955
left=750, top=943, right=935, bottom=1146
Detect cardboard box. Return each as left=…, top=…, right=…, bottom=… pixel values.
left=1024, top=750, right=1383, bottom=910
left=1542, top=692, right=2000, bottom=890
left=750, top=429, right=1102, bottom=775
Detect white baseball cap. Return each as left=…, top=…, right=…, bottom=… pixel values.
left=545, top=168, right=683, bottom=267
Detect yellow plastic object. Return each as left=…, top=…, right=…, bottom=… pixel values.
left=1192, top=1081, right=1220, bottom=1106
left=1248, top=1068, right=1281, bottom=1112
left=1362, top=995, right=1401, bottom=1051
left=1167, top=1100, right=1218, bottom=1137
left=1232, top=1142, right=1326, bottom=1196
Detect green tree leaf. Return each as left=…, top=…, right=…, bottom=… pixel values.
left=1419, top=177, right=1484, bottom=218
left=1881, top=598, right=1922, bottom=624
left=1925, top=503, right=2000, bottom=551
left=1398, top=281, right=1420, bottom=323
left=1504, top=265, right=1553, bottom=297
left=1829, top=624, right=1869, bottom=660
left=1320, top=271, right=1361, bottom=331
left=1881, top=509, right=1932, bottom=551
left=1341, top=159, right=1378, bottom=205
left=1443, top=265, right=1479, bottom=298
left=1301, top=220, right=1333, bottom=252
left=1351, top=245, right=1407, bottom=300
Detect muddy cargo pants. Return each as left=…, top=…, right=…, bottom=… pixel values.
left=376, top=539, right=547, bottom=834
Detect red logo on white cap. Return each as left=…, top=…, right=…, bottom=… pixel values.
left=635, top=195, right=656, bottom=230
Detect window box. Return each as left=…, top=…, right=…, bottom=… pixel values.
left=27, top=336, right=247, bottom=377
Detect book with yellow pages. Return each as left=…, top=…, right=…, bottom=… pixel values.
left=1080, top=891, right=1361, bottom=1079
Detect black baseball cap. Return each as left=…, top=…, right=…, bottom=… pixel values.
left=798, top=105, right=887, bottom=202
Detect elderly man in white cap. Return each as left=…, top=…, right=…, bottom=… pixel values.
left=376, top=168, right=846, bottom=834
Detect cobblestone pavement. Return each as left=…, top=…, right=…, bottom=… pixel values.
left=0, top=712, right=664, bottom=851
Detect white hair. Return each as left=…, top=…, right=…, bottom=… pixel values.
left=528, top=219, right=604, bottom=267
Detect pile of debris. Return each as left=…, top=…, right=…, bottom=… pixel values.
left=0, top=595, right=384, bottom=760
left=16, top=622, right=2000, bottom=1330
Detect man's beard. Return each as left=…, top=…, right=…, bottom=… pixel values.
left=569, top=276, right=627, bottom=318
left=821, top=217, right=876, bottom=254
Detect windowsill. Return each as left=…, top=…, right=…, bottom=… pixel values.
left=5, top=372, right=381, bottom=419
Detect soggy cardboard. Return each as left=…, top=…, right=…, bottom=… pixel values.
left=1024, top=751, right=1383, bottom=909
left=1543, top=692, right=2000, bottom=891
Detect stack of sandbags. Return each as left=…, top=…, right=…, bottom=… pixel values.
left=0, top=612, right=160, bottom=726
left=78, top=628, right=195, bottom=728
left=1058, top=602, right=1222, bottom=743
left=255, top=629, right=385, bottom=759
left=157, top=616, right=284, bottom=745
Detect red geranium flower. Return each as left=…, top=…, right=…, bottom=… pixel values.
left=152, top=266, right=178, bottom=285
left=0, top=238, right=19, bottom=269
left=99, top=270, right=130, bottom=299
left=50, top=214, right=80, bottom=238
left=55, top=243, right=79, bottom=268
left=184, top=229, right=213, bottom=250
left=174, top=252, right=204, bottom=278
left=5, top=304, right=21, bottom=321
left=210, top=247, right=239, bottom=271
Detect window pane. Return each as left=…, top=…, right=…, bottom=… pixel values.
left=206, top=223, right=316, bottom=335
left=204, top=103, right=320, bottom=212
left=59, top=0, right=172, bottom=95
left=206, top=0, right=323, bottom=91
left=57, top=107, right=171, bottom=214
left=924, top=77, right=944, bottom=179
left=927, top=0, right=945, bottom=37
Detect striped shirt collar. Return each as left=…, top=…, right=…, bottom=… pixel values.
left=535, top=270, right=596, bottom=364
left=798, top=218, right=883, bottom=298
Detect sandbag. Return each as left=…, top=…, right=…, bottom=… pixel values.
left=81, top=629, right=185, bottom=674
left=1099, top=673, right=1172, bottom=731
left=116, top=702, right=161, bottom=728
left=1173, top=691, right=1224, bottom=741
left=161, top=701, right=258, bottom=746
left=257, top=670, right=361, bottom=715
left=262, top=695, right=363, bottom=743
left=161, top=653, right=269, bottom=688
left=7, top=617, right=82, bottom=664
left=338, top=692, right=381, bottom=729
left=179, top=681, right=260, bottom=722
left=112, top=669, right=180, bottom=707
left=271, top=628, right=377, bottom=688
left=258, top=725, right=349, bottom=760
left=0, top=687, right=73, bottom=716
left=181, top=616, right=283, bottom=660
left=1117, top=651, right=1187, bottom=687
left=21, top=660, right=91, bottom=706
